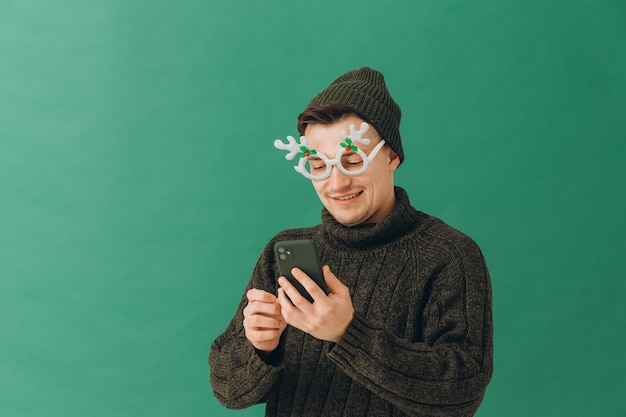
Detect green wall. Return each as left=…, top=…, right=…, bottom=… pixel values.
left=1, top=1, right=624, bottom=416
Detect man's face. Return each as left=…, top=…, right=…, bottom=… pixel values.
left=304, top=114, right=400, bottom=227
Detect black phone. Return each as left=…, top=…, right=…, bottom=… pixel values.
left=274, top=239, right=329, bottom=303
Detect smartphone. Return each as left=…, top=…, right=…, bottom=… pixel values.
left=274, top=239, right=328, bottom=303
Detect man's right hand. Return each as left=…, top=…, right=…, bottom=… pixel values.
left=243, top=289, right=287, bottom=354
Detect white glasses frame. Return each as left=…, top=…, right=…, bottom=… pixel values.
left=295, top=140, right=386, bottom=181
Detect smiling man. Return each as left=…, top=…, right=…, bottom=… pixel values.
left=209, top=67, right=493, bottom=417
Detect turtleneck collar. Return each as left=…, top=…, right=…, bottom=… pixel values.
left=319, top=186, right=423, bottom=250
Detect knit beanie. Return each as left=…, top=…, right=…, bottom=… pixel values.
left=305, top=67, right=404, bottom=163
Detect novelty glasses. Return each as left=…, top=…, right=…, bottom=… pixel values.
left=274, top=122, right=385, bottom=181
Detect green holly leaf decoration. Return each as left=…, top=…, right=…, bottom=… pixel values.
left=298, top=146, right=317, bottom=158
left=341, top=138, right=358, bottom=152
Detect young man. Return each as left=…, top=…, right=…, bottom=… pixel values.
left=209, top=67, right=493, bottom=417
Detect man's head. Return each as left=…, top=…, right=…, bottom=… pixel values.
left=274, top=67, right=403, bottom=226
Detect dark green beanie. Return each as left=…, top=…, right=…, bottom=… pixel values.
left=305, top=67, right=404, bottom=164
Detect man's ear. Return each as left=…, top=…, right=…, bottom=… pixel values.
left=388, top=148, right=401, bottom=172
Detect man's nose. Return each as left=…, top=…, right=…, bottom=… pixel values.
left=327, top=165, right=352, bottom=188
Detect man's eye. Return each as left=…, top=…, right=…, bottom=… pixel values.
left=343, top=158, right=363, bottom=166
left=307, top=159, right=326, bottom=171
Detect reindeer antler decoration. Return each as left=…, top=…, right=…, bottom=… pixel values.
left=340, top=122, right=371, bottom=146
left=273, top=135, right=316, bottom=161
left=274, top=135, right=320, bottom=176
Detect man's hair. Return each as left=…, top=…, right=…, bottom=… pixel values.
left=297, top=103, right=362, bottom=136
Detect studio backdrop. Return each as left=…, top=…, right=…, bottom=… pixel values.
left=1, top=1, right=624, bottom=416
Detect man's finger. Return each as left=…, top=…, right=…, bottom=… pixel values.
left=277, top=276, right=307, bottom=306
left=320, top=265, right=345, bottom=294
left=247, top=288, right=277, bottom=303
left=291, top=267, right=327, bottom=299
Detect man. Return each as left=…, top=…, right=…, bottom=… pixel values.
left=209, top=67, right=493, bottom=417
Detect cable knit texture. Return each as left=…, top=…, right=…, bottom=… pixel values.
left=209, top=187, right=493, bottom=417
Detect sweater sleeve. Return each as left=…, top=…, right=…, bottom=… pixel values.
left=327, top=236, right=493, bottom=415
left=208, top=243, right=284, bottom=409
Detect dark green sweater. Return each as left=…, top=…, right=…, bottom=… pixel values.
left=209, top=187, right=493, bottom=416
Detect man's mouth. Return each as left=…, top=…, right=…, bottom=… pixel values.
left=333, top=191, right=363, bottom=201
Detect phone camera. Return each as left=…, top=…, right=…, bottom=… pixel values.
left=277, top=246, right=292, bottom=261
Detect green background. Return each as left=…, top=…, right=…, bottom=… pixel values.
left=1, top=0, right=624, bottom=416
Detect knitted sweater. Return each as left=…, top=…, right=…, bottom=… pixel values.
left=209, top=187, right=493, bottom=417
